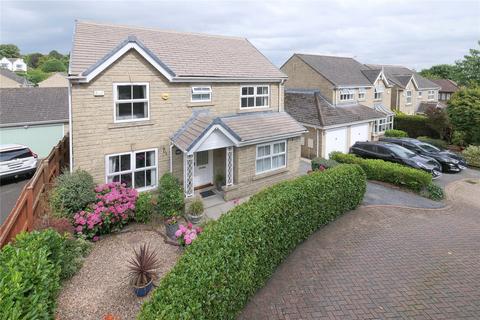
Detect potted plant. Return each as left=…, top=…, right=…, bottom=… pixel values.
left=164, top=216, right=179, bottom=239
left=127, top=243, right=159, bottom=297
left=214, top=173, right=225, bottom=191
left=186, top=197, right=204, bottom=224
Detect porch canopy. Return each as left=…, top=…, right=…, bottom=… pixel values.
left=171, top=110, right=306, bottom=196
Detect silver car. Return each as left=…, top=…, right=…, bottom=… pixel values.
left=0, top=144, right=38, bottom=179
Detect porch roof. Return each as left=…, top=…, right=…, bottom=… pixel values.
left=171, top=110, right=306, bottom=153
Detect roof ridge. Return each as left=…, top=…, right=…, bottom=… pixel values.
left=76, top=20, right=247, bottom=41
left=296, top=53, right=356, bottom=59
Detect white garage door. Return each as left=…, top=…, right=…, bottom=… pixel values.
left=350, top=123, right=369, bottom=146
left=325, top=127, right=347, bottom=158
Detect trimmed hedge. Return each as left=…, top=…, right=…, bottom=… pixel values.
left=0, top=230, right=90, bottom=319
left=385, top=129, right=408, bottom=138
left=139, top=165, right=366, bottom=319
left=330, top=152, right=431, bottom=192
left=311, top=157, right=339, bottom=170
left=394, top=114, right=438, bottom=139
left=417, top=136, right=448, bottom=149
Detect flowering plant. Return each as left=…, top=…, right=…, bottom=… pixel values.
left=73, top=182, right=138, bottom=240
left=165, top=216, right=179, bottom=225
left=175, top=223, right=202, bottom=246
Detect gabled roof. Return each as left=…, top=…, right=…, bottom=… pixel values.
left=0, top=87, right=68, bottom=126
left=429, top=79, right=459, bottom=93
left=365, top=64, right=440, bottom=90
left=417, top=101, right=447, bottom=114
left=0, top=69, right=32, bottom=86
left=284, top=90, right=386, bottom=128
left=171, top=111, right=306, bottom=152
left=70, top=21, right=286, bottom=81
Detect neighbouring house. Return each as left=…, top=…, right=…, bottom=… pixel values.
left=365, top=64, right=441, bottom=115
left=0, top=68, right=33, bottom=88
left=38, top=72, right=68, bottom=87
left=0, top=87, right=68, bottom=157
left=429, top=79, right=459, bottom=102
left=0, top=57, right=27, bottom=72
left=68, top=21, right=306, bottom=200
left=281, top=54, right=394, bottom=159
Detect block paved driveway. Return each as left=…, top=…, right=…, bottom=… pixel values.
left=239, top=176, right=480, bottom=320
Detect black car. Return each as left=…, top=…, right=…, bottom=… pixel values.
left=350, top=141, right=442, bottom=178
left=380, top=137, right=467, bottom=173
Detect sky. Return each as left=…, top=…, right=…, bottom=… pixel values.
left=1, top=0, right=479, bottom=71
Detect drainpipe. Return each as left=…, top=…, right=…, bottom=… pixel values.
left=278, top=79, right=285, bottom=112
left=169, top=143, right=174, bottom=173
left=68, top=81, right=73, bottom=172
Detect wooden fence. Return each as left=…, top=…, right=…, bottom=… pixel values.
left=0, top=135, right=69, bottom=248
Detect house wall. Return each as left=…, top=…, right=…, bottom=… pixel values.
left=333, top=78, right=391, bottom=109
left=39, top=73, right=68, bottom=87
left=281, top=55, right=335, bottom=102
left=223, top=136, right=301, bottom=200
left=71, top=50, right=283, bottom=186
left=0, top=74, right=22, bottom=88
left=300, top=126, right=318, bottom=159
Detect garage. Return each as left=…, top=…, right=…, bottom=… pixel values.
left=350, top=123, right=369, bottom=145
left=325, top=127, right=347, bottom=158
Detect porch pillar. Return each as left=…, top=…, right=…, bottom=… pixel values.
left=184, top=153, right=194, bottom=197
left=226, top=146, right=234, bottom=186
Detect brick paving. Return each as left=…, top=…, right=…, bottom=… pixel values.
left=239, top=179, right=480, bottom=320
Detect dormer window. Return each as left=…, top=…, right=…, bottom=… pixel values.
left=339, top=89, right=354, bottom=101
left=358, top=88, right=366, bottom=100
left=191, top=86, right=212, bottom=102
left=374, top=84, right=384, bottom=100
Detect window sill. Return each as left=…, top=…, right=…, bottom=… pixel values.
left=187, top=102, right=215, bottom=108
left=108, top=120, right=155, bottom=129
left=238, top=107, right=272, bottom=113
left=253, top=167, right=288, bottom=181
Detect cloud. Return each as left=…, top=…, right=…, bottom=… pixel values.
left=0, top=0, right=479, bottom=70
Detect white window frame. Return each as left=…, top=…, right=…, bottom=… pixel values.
left=255, top=140, right=287, bottom=174
left=105, top=148, right=158, bottom=191
left=406, top=90, right=412, bottom=105
left=428, top=90, right=435, bottom=100
left=418, top=91, right=423, bottom=98
left=191, top=86, right=212, bottom=102
left=374, top=87, right=383, bottom=101
left=240, top=85, right=270, bottom=109
left=113, top=83, right=150, bottom=123
left=339, top=88, right=355, bottom=101
left=358, top=88, right=366, bottom=100
left=374, top=115, right=393, bottom=134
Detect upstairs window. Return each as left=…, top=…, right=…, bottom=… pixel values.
left=114, top=83, right=149, bottom=122
left=428, top=90, right=436, bottom=100
left=418, top=91, right=423, bottom=98
left=358, top=88, right=366, bottom=100
left=406, top=90, right=412, bottom=104
left=241, top=85, right=269, bottom=108
left=339, top=88, right=354, bottom=101
left=191, top=86, right=212, bottom=102
left=374, top=85, right=384, bottom=100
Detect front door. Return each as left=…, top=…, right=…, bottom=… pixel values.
left=194, top=150, right=213, bottom=187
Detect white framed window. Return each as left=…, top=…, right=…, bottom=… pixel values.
left=428, top=90, right=436, bottom=100
left=240, top=85, right=269, bottom=108
left=113, top=83, right=149, bottom=122
left=418, top=91, right=423, bottom=98
left=339, top=88, right=354, bottom=101
left=374, top=85, right=384, bottom=100
left=106, top=149, right=158, bottom=191
left=374, top=115, right=394, bottom=134
left=406, top=90, right=412, bottom=104
left=256, top=140, right=287, bottom=174
left=191, top=86, right=212, bottom=102
left=358, top=88, right=366, bottom=100
left=1, top=63, right=9, bottom=68
left=300, top=136, right=305, bottom=145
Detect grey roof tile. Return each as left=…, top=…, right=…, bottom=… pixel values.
left=0, top=69, right=32, bottom=87
left=365, top=64, right=441, bottom=90
left=429, top=79, right=459, bottom=93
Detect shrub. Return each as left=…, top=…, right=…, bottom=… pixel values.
left=49, top=169, right=96, bottom=218
left=463, top=145, right=480, bottom=167
left=384, top=129, right=408, bottom=138
left=417, top=136, right=448, bottom=149
left=40, top=58, right=66, bottom=72
left=187, top=197, right=204, bottom=216
left=135, top=192, right=156, bottom=224
left=311, top=157, right=339, bottom=170
left=421, top=182, right=445, bottom=201
left=157, top=173, right=184, bottom=218
left=0, top=229, right=90, bottom=319
left=139, top=165, right=366, bottom=319
left=447, top=87, right=480, bottom=145
left=424, top=106, right=452, bottom=141
left=451, top=130, right=467, bottom=147
left=394, top=114, right=438, bottom=138
left=73, top=182, right=138, bottom=240
left=330, top=152, right=431, bottom=192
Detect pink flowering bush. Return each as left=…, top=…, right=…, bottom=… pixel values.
left=175, top=223, right=203, bottom=246
left=73, top=182, right=138, bottom=240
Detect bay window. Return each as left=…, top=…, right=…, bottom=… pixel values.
left=374, top=115, right=394, bottom=134
left=114, top=83, right=149, bottom=122
left=241, top=85, right=269, bottom=108
left=256, top=141, right=286, bottom=174
left=106, top=149, right=157, bottom=190
left=428, top=90, right=435, bottom=100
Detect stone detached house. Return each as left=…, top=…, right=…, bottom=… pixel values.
left=281, top=54, right=393, bottom=159
left=0, top=57, right=27, bottom=72
left=68, top=21, right=305, bottom=200
left=429, top=79, right=459, bottom=102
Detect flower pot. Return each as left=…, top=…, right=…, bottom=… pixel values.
left=186, top=213, right=203, bottom=224
left=165, top=222, right=179, bottom=239
left=133, top=278, right=153, bottom=297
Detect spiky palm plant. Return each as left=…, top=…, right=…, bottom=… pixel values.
left=127, top=243, right=160, bottom=287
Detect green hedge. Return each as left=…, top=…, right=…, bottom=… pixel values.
left=394, top=114, right=438, bottom=139
left=139, top=165, right=366, bottom=319
left=0, top=230, right=90, bottom=319
left=330, top=152, right=431, bottom=192
left=384, top=129, right=408, bottom=138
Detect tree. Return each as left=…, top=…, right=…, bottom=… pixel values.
left=41, top=58, right=67, bottom=72
left=24, top=68, right=49, bottom=84
left=25, top=53, right=44, bottom=68
left=0, top=44, right=20, bottom=58
left=419, top=64, right=457, bottom=80
left=48, top=50, right=64, bottom=60
left=455, top=41, right=480, bottom=86
left=425, top=106, right=452, bottom=141
left=447, top=87, right=480, bottom=145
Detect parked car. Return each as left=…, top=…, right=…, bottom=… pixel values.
left=380, top=137, right=467, bottom=173
left=350, top=141, right=442, bottom=178
left=0, top=144, right=38, bottom=179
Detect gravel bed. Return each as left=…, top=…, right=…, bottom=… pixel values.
left=56, top=224, right=181, bottom=320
